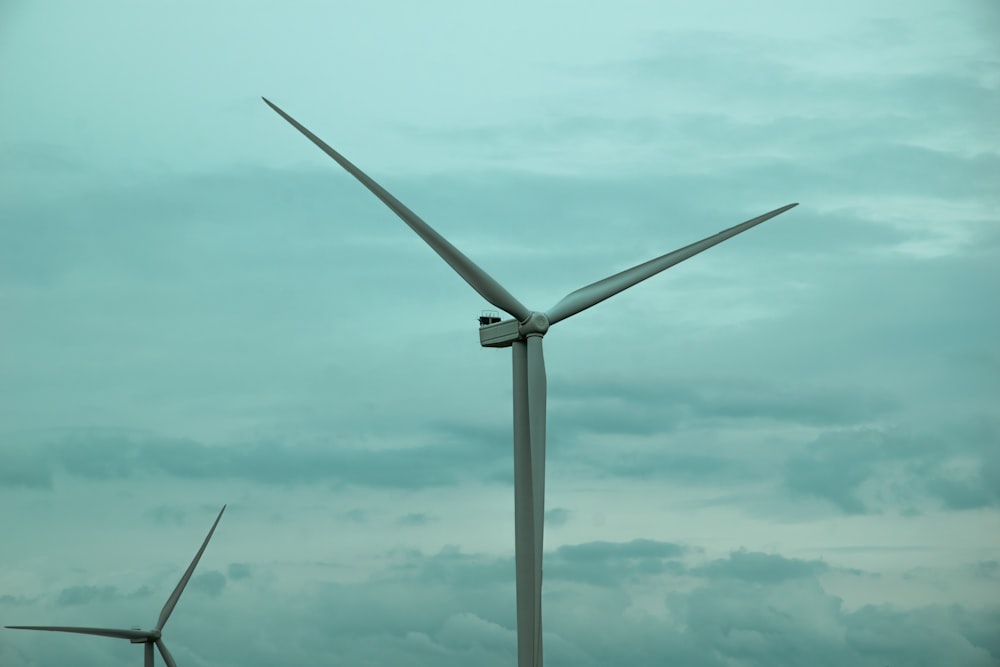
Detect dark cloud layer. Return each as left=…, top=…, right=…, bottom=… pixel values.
left=5, top=414, right=997, bottom=522
left=54, top=585, right=117, bottom=607
left=691, top=549, right=828, bottom=583
left=226, top=563, right=252, bottom=581
left=551, top=374, right=900, bottom=437
left=0, top=430, right=507, bottom=490
left=53, top=584, right=152, bottom=607
left=784, top=421, right=1000, bottom=514
left=190, top=571, right=226, bottom=598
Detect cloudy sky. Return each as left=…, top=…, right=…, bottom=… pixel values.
left=1, top=1, right=998, bottom=665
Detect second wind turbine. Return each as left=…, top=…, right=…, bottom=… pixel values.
left=263, top=97, right=797, bottom=667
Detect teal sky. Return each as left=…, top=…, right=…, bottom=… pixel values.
left=2, top=1, right=999, bottom=665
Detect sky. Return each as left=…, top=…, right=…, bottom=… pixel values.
left=1, top=1, right=998, bottom=665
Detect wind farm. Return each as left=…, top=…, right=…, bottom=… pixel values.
left=5, top=506, right=226, bottom=667
left=263, top=96, right=797, bottom=667
left=3, top=3, right=998, bottom=665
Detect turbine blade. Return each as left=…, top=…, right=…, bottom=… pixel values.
left=145, top=641, right=154, bottom=667
left=262, top=97, right=531, bottom=322
left=155, top=505, right=226, bottom=631
left=511, top=339, right=546, bottom=667
left=545, top=203, right=799, bottom=325
left=156, top=639, right=179, bottom=667
left=4, top=626, right=153, bottom=641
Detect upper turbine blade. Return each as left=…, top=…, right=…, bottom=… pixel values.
left=155, top=505, right=226, bottom=631
left=545, top=203, right=799, bottom=325
left=4, top=626, right=153, bottom=641
left=262, top=97, right=531, bottom=322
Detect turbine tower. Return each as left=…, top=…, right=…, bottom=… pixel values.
left=6, top=505, right=226, bottom=667
left=263, top=97, right=797, bottom=667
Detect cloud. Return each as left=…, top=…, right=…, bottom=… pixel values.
left=784, top=422, right=1000, bottom=514
left=552, top=374, right=899, bottom=438
left=434, top=612, right=513, bottom=652
left=55, top=585, right=117, bottom=606
left=381, top=545, right=512, bottom=591
left=546, top=539, right=688, bottom=587
left=325, top=543, right=999, bottom=666
left=691, top=550, right=828, bottom=583
left=554, top=539, right=687, bottom=562
left=377, top=539, right=688, bottom=596
left=126, top=586, right=155, bottom=600
left=0, top=444, right=51, bottom=489
left=545, top=508, right=571, bottom=527
left=145, top=505, right=187, bottom=525
left=844, top=604, right=1000, bottom=667
left=971, top=561, right=999, bottom=580
left=916, top=421, right=1000, bottom=511
left=0, top=594, right=35, bottom=606
left=398, top=512, right=433, bottom=526
left=0, top=429, right=506, bottom=490
left=189, top=571, right=226, bottom=598
left=226, top=563, right=252, bottom=581
left=7, top=536, right=1000, bottom=667
left=341, top=508, right=367, bottom=523
left=783, top=430, right=879, bottom=514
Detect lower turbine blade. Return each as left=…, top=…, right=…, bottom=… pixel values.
left=145, top=641, right=154, bottom=667
left=156, top=639, right=179, bottom=667
left=511, top=338, right=546, bottom=667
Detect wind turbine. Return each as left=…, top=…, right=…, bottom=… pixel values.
left=263, top=96, right=797, bottom=667
left=6, top=505, right=226, bottom=667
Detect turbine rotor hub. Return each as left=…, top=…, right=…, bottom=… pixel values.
left=518, top=311, right=549, bottom=337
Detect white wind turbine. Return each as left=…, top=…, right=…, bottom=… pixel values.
left=6, top=506, right=226, bottom=667
left=263, top=97, right=797, bottom=667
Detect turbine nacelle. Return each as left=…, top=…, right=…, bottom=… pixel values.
left=479, top=311, right=550, bottom=347
left=479, top=318, right=520, bottom=347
